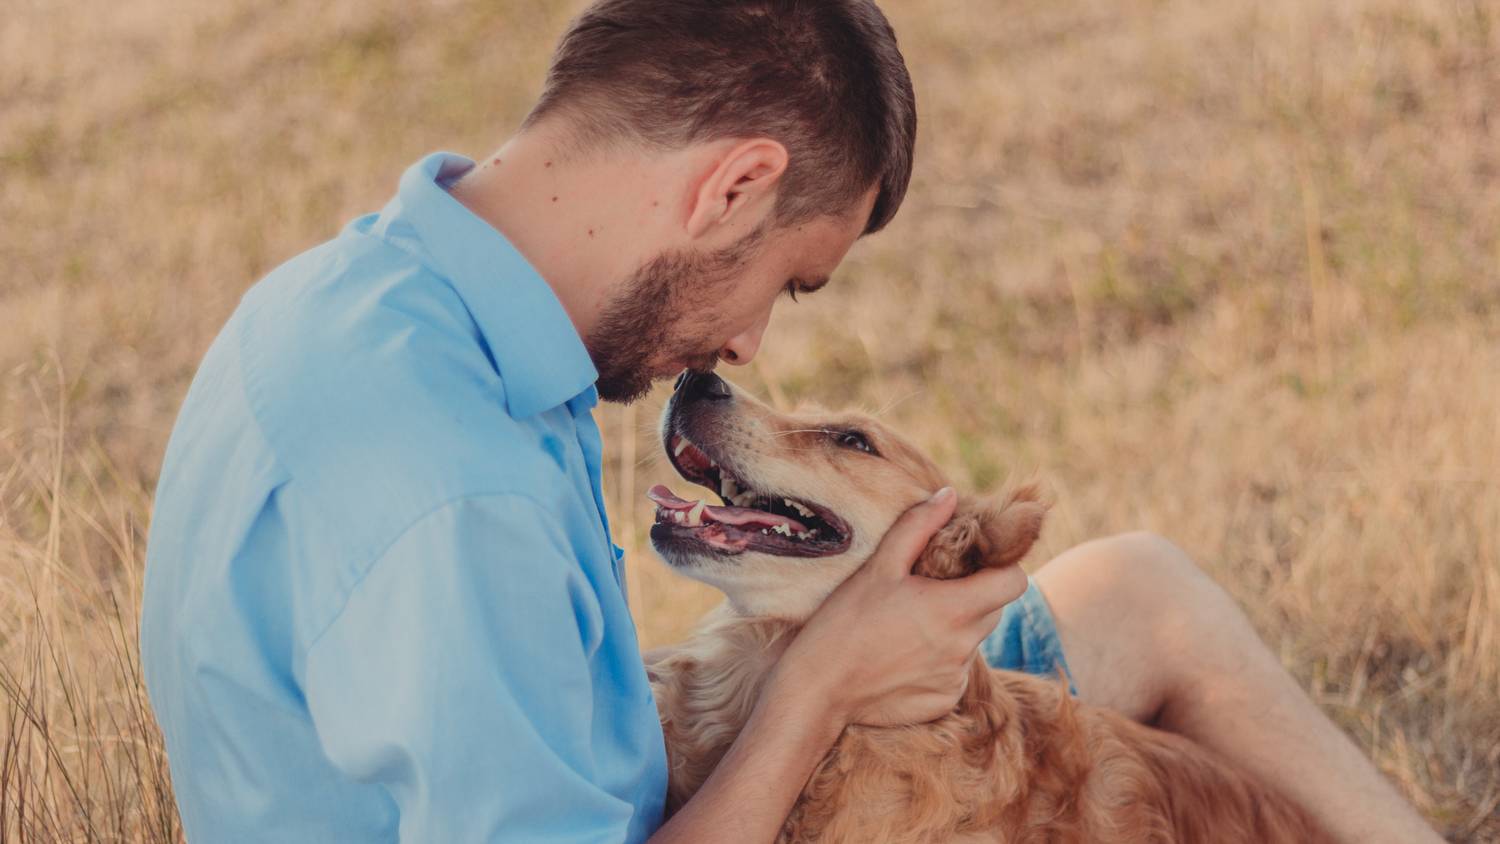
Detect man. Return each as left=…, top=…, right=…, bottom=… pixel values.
left=140, top=0, right=1438, bottom=841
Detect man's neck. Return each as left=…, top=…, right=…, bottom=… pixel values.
left=448, top=127, right=677, bottom=340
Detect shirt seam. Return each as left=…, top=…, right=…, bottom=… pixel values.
left=231, top=303, right=294, bottom=485
left=300, top=490, right=565, bottom=658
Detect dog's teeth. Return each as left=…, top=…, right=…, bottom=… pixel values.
left=783, top=499, right=815, bottom=519
left=761, top=528, right=769, bottom=535
left=672, top=510, right=685, bottom=523
left=673, top=437, right=690, bottom=457
left=686, top=500, right=707, bottom=527
left=771, top=524, right=792, bottom=536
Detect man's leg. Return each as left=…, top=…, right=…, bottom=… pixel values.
left=1032, top=532, right=1440, bottom=844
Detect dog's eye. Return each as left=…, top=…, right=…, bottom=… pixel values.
left=833, top=430, right=877, bottom=455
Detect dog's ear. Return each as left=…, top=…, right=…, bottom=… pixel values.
left=913, top=485, right=1047, bottom=580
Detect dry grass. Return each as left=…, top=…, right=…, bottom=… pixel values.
left=2, top=0, right=1497, bottom=839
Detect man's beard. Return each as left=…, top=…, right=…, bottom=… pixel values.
left=585, top=226, right=766, bottom=404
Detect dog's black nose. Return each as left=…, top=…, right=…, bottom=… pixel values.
left=676, top=370, right=732, bottom=402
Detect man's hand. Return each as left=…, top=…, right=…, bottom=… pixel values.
left=649, top=488, right=1029, bottom=843
left=771, top=487, right=1030, bottom=729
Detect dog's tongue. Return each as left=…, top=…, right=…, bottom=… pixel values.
left=647, top=484, right=808, bottom=532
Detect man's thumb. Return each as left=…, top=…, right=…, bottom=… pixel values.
left=873, top=487, right=957, bottom=578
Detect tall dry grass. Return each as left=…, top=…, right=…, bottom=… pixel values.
left=0, top=379, right=178, bottom=841
left=2, top=0, right=1497, bottom=840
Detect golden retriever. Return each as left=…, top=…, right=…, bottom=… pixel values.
left=644, top=372, right=1332, bottom=843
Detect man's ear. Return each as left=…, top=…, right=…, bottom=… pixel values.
left=912, top=485, right=1048, bottom=580
left=685, top=138, right=788, bottom=239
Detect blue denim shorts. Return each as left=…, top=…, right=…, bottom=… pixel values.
left=979, top=577, right=1077, bottom=695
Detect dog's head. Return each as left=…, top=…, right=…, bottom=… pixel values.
left=649, top=372, right=1046, bottom=620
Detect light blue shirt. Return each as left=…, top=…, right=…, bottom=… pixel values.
left=141, top=152, right=668, bottom=842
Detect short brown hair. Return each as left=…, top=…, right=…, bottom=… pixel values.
left=525, top=0, right=917, bottom=234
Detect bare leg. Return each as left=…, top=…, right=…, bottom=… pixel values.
left=1032, top=532, right=1441, bottom=844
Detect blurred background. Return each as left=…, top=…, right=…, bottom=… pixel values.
left=2, top=0, right=1497, bottom=839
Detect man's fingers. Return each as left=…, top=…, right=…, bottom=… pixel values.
left=936, top=562, right=1030, bottom=623
left=869, top=487, right=957, bottom=579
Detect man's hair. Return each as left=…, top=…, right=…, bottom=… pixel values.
left=525, top=0, right=917, bottom=234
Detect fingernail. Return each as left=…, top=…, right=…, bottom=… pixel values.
left=929, top=487, right=954, bottom=503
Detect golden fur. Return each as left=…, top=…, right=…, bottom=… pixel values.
left=648, top=381, right=1333, bottom=842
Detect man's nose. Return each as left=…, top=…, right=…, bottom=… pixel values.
left=675, top=370, right=733, bottom=403
left=717, top=312, right=769, bottom=366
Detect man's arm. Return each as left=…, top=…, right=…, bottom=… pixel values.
left=302, top=494, right=648, bottom=841
left=649, top=671, right=843, bottom=842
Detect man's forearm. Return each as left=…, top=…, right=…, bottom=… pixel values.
left=648, top=676, right=842, bottom=844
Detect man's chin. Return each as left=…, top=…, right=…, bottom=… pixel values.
left=594, top=355, right=716, bottom=405
left=595, top=378, right=650, bottom=405
left=595, top=368, right=672, bottom=405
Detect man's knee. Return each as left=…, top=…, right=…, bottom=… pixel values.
left=1089, top=531, right=1252, bottom=640
left=1082, top=530, right=1198, bottom=580
left=1043, top=531, right=1257, bottom=700
left=1048, top=530, right=1217, bottom=621
left=1093, top=532, right=1280, bottom=705
left=1033, top=531, right=1217, bottom=717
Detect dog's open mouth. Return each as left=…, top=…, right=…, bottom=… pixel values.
left=648, top=432, right=852, bottom=558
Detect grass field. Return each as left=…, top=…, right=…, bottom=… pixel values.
left=3, top=0, right=1498, bottom=839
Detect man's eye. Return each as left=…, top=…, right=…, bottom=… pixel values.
left=832, top=430, right=876, bottom=455
left=783, top=281, right=799, bottom=302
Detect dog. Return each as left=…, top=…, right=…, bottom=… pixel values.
left=644, top=371, right=1332, bottom=843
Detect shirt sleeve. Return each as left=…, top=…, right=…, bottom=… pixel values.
left=302, top=494, right=634, bottom=843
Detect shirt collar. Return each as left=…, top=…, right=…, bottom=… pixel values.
left=378, top=151, right=598, bottom=419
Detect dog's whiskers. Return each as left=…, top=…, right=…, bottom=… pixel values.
left=871, top=389, right=923, bottom=418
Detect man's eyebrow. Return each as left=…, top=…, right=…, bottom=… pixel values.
left=794, top=275, right=831, bottom=293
